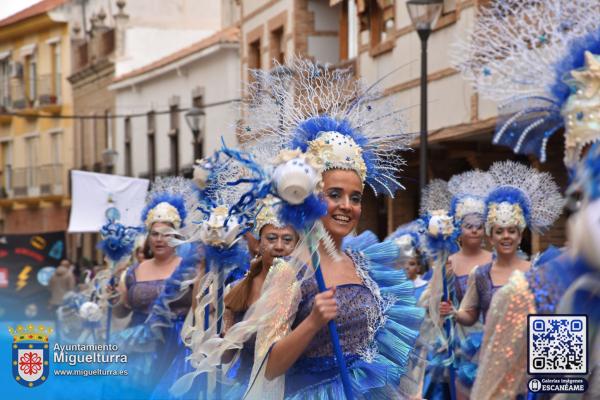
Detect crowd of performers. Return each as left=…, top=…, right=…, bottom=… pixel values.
left=55, top=1, right=600, bottom=399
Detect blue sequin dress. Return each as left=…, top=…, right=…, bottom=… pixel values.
left=278, top=239, right=425, bottom=399
left=114, top=244, right=199, bottom=398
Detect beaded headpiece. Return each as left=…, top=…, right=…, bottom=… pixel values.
left=453, top=0, right=600, bottom=168
left=448, top=170, right=495, bottom=225
left=484, top=161, right=564, bottom=235
left=141, top=177, right=195, bottom=230
left=253, top=195, right=286, bottom=237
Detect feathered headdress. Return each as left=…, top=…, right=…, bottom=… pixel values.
left=452, top=0, right=600, bottom=167
left=141, top=177, right=195, bottom=230
left=485, top=161, right=564, bottom=234
left=241, top=58, right=414, bottom=199
left=448, top=169, right=495, bottom=224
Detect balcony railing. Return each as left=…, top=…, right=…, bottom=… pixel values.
left=10, top=164, right=63, bottom=198
left=10, top=74, right=61, bottom=110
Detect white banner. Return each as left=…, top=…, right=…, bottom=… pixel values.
left=68, top=171, right=150, bottom=233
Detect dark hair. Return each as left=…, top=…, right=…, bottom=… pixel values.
left=224, top=257, right=262, bottom=313
left=142, top=236, right=153, bottom=259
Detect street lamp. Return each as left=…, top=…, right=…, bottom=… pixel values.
left=406, top=0, right=443, bottom=200
left=185, top=106, right=206, bottom=161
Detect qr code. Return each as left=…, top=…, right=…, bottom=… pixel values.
left=528, top=315, right=587, bottom=374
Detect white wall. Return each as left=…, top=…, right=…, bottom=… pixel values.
left=113, top=46, right=240, bottom=177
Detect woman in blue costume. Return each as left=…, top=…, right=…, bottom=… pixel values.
left=111, top=177, right=200, bottom=396
left=438, top=161, right=563, bottom=399
left=444, top=170, right=495, bottom=397
left=215, top=196, right=299, bottom=398
left=228, top=58, right=426, bottom=400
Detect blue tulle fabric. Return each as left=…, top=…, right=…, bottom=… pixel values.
left=283, top=237, right=425, bottom=398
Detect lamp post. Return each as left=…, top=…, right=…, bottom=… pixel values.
left=185, top=106, right=206, bottom=161
left=406, top=0, right=443, bottom=200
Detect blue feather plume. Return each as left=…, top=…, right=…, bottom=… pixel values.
left=278, top=193, right=327, bottom=231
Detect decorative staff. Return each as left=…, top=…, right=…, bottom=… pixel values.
left=98, top=206, right=142, bottom=344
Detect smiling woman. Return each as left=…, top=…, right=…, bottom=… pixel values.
left=222, top=58, right=426, bottom=400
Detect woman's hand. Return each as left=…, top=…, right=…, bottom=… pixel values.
left=439, top=301, right=454, bottom=317
left=307, top=287, right=338, bottom=329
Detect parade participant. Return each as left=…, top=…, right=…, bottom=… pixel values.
left=440, top=161, right=563, bottom=326
left=218, top=196, right=299, bottom=398
left=447, top=170, right=494, bottom=302
left=112, top=177, right=200, bottom=393
left=172, top=58, right=423, bottom=399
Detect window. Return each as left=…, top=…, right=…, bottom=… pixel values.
left=50, top=131, right=62, bottom=164
left=147, top=112, right=156, bottom=180
left=248, top=39, right=261, bottom=81
left=52, top=43, right=61, bottom=99
left=169, top=104, right=179, bottom=175
left=360, top=0, right=395, bottom=51
left=339, top=0, right=359, bottom=60
left=0, top=59, right=10, bottom=107
left=25, top=54, right=37, bottom=102
left=270, top=27, right=285, bottom=66
left=1, top=141, right=12, bottom=194
left=25, top=136, right=39, bottom=186
left=124, top=117, right=132, bottom=176
left=191, top=95, right=204, bottom=160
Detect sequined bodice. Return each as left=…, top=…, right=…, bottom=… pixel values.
left=125, top=264, right=192, bottom=323
left=291, top=279, right=379, bottom=359
left=455, top=274, right=469, bottom=303
left=474, top=263, right=502, bottom=322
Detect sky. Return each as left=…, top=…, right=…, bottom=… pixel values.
left=0, top=0, right=41, bottom=21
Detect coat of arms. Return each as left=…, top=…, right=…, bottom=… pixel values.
left=9, top=324, right=52, bottom=388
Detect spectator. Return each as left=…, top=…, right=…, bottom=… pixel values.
left=48, top=259, right=76, bottom=310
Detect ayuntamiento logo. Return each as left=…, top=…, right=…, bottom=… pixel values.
left=9, top=324, right=53, bottom=388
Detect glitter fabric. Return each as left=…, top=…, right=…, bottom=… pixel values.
left=125, top=264, right=192, bottom=326
left=290, top=282, right=378, bottom=360
left=472, top=263, right=503, bottom=323
left=471, top=271, right=536, bottom=400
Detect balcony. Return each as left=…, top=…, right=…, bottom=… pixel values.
left=10, top=74, right=62, bottom=113
left=10, top=164, right=64, bottom=199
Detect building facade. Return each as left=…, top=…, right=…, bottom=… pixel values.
left=110, top=1, right=241, bottom=180
left=0, top=0, right=73, bottom=238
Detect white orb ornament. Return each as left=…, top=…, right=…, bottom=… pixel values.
left=79, top=301, right=103, bottom=322
left=273, top=157, right=319, bottom=205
